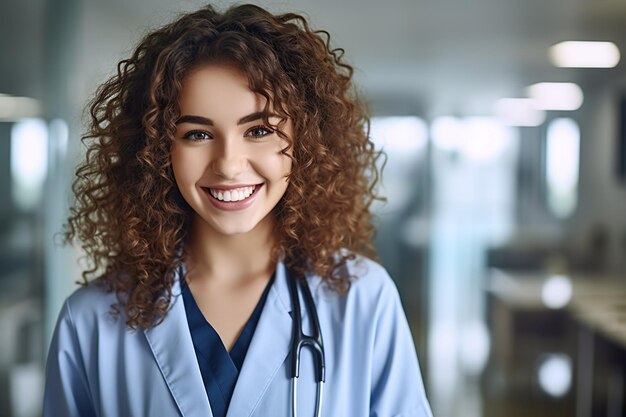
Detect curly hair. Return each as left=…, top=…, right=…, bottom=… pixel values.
left=65, top=3, right=384, bottom=329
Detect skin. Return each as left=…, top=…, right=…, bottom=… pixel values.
left=171, top=64, right=293, bottom=350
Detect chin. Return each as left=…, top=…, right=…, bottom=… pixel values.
left=218, top=226, right=255, bottom=236
left=209, top=219, right=258, bottom=236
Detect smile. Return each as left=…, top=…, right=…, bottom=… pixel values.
left=201, top=184, right=263, bottom=211
left=209, top=185, right=256, bottom=202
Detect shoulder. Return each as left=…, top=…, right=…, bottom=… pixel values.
left=312, top=253, right=401, bottom=316
left=59, top=281, right=122, bottom=333
left=346, top=254, right=395, bottom=291
left=66, top=280, right=117, bottom=314
left=49, top=280, right=141, bottom=371
left=346, top=254, right=398, bottom=302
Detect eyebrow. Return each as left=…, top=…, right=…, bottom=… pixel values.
left=175, top=112, right=278, bottom=126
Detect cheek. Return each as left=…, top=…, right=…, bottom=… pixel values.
left=250, top=140, right=292, bottom=181
left=170, top=146, right=186, bottom=185
left=280, top=151, right=293, bottom=175
left=266, top=153, right=292, bottom=181
left=170, top=144, right=204, bottom=187
left=273, top=141, right=293, bottom=178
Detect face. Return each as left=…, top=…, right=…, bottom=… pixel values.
left=171, top=64, right=293, bottom=236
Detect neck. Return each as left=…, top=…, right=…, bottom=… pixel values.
left=184, top=214, right=276, bottom=286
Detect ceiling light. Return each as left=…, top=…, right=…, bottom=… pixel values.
left=370, top=116, right=428, bottom=154
left=493, top=98, right=546, bottom=127
left=526, top=82, right=583, bottom=111
left=0, top=94, right=42, bottom=120
left=550, top=41, right=620, bottom=68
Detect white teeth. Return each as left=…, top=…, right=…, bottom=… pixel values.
left=209, top=185, right=256, bottom=202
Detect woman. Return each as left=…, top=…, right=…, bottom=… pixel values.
left=44, top=4, right=433, bottom=417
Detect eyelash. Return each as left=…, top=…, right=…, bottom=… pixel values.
left=182, top=130, right=212, bottom=141
left=181, top=125, right=274, bottom=142
left=246, top=125, right=274, bottom=138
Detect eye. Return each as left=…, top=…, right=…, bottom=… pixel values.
left=246, top=125, right=274, bottom=139
left=182, top=130, right=212, bottom=141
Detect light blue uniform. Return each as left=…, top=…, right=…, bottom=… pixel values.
left=43, top=256, right=433, bottom=417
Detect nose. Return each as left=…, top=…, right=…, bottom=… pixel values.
left=210, top=137, right=247, bottom=179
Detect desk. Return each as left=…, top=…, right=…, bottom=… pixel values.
left=567, top=281, right=626, bottom=417
left=487, top=270, right=626, bottom=417
left=568, top=282, right=626, bottom=349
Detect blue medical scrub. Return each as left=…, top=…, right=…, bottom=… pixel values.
left=181, top=274, right=275, bottom=417
left=43, top=255, right=434, bottom=417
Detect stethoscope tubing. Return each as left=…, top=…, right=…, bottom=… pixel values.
left=287, top=268, right=325, bottom=417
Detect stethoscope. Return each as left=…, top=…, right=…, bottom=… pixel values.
left=286, top=267, right=325, bottom=417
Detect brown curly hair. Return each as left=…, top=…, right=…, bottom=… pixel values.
left=65, top=3, right=383, bottom=329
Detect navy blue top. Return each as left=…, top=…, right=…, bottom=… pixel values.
left=181, top=274, right=275, bottom=417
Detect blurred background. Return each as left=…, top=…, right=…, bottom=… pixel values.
left=1, top=0, right=626, bottom=416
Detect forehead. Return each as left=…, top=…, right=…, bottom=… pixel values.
left=178, top=64, right=268, bottom=120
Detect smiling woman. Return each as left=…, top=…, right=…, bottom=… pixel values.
left=43, top=4, right=433, bottom=417
left=171, top=65, right=292, bottom=237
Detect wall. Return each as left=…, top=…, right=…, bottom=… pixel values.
left=567, top=73, right=626, bottom=276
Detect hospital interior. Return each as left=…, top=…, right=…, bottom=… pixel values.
left=1, top=0, right=626, bottom=416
